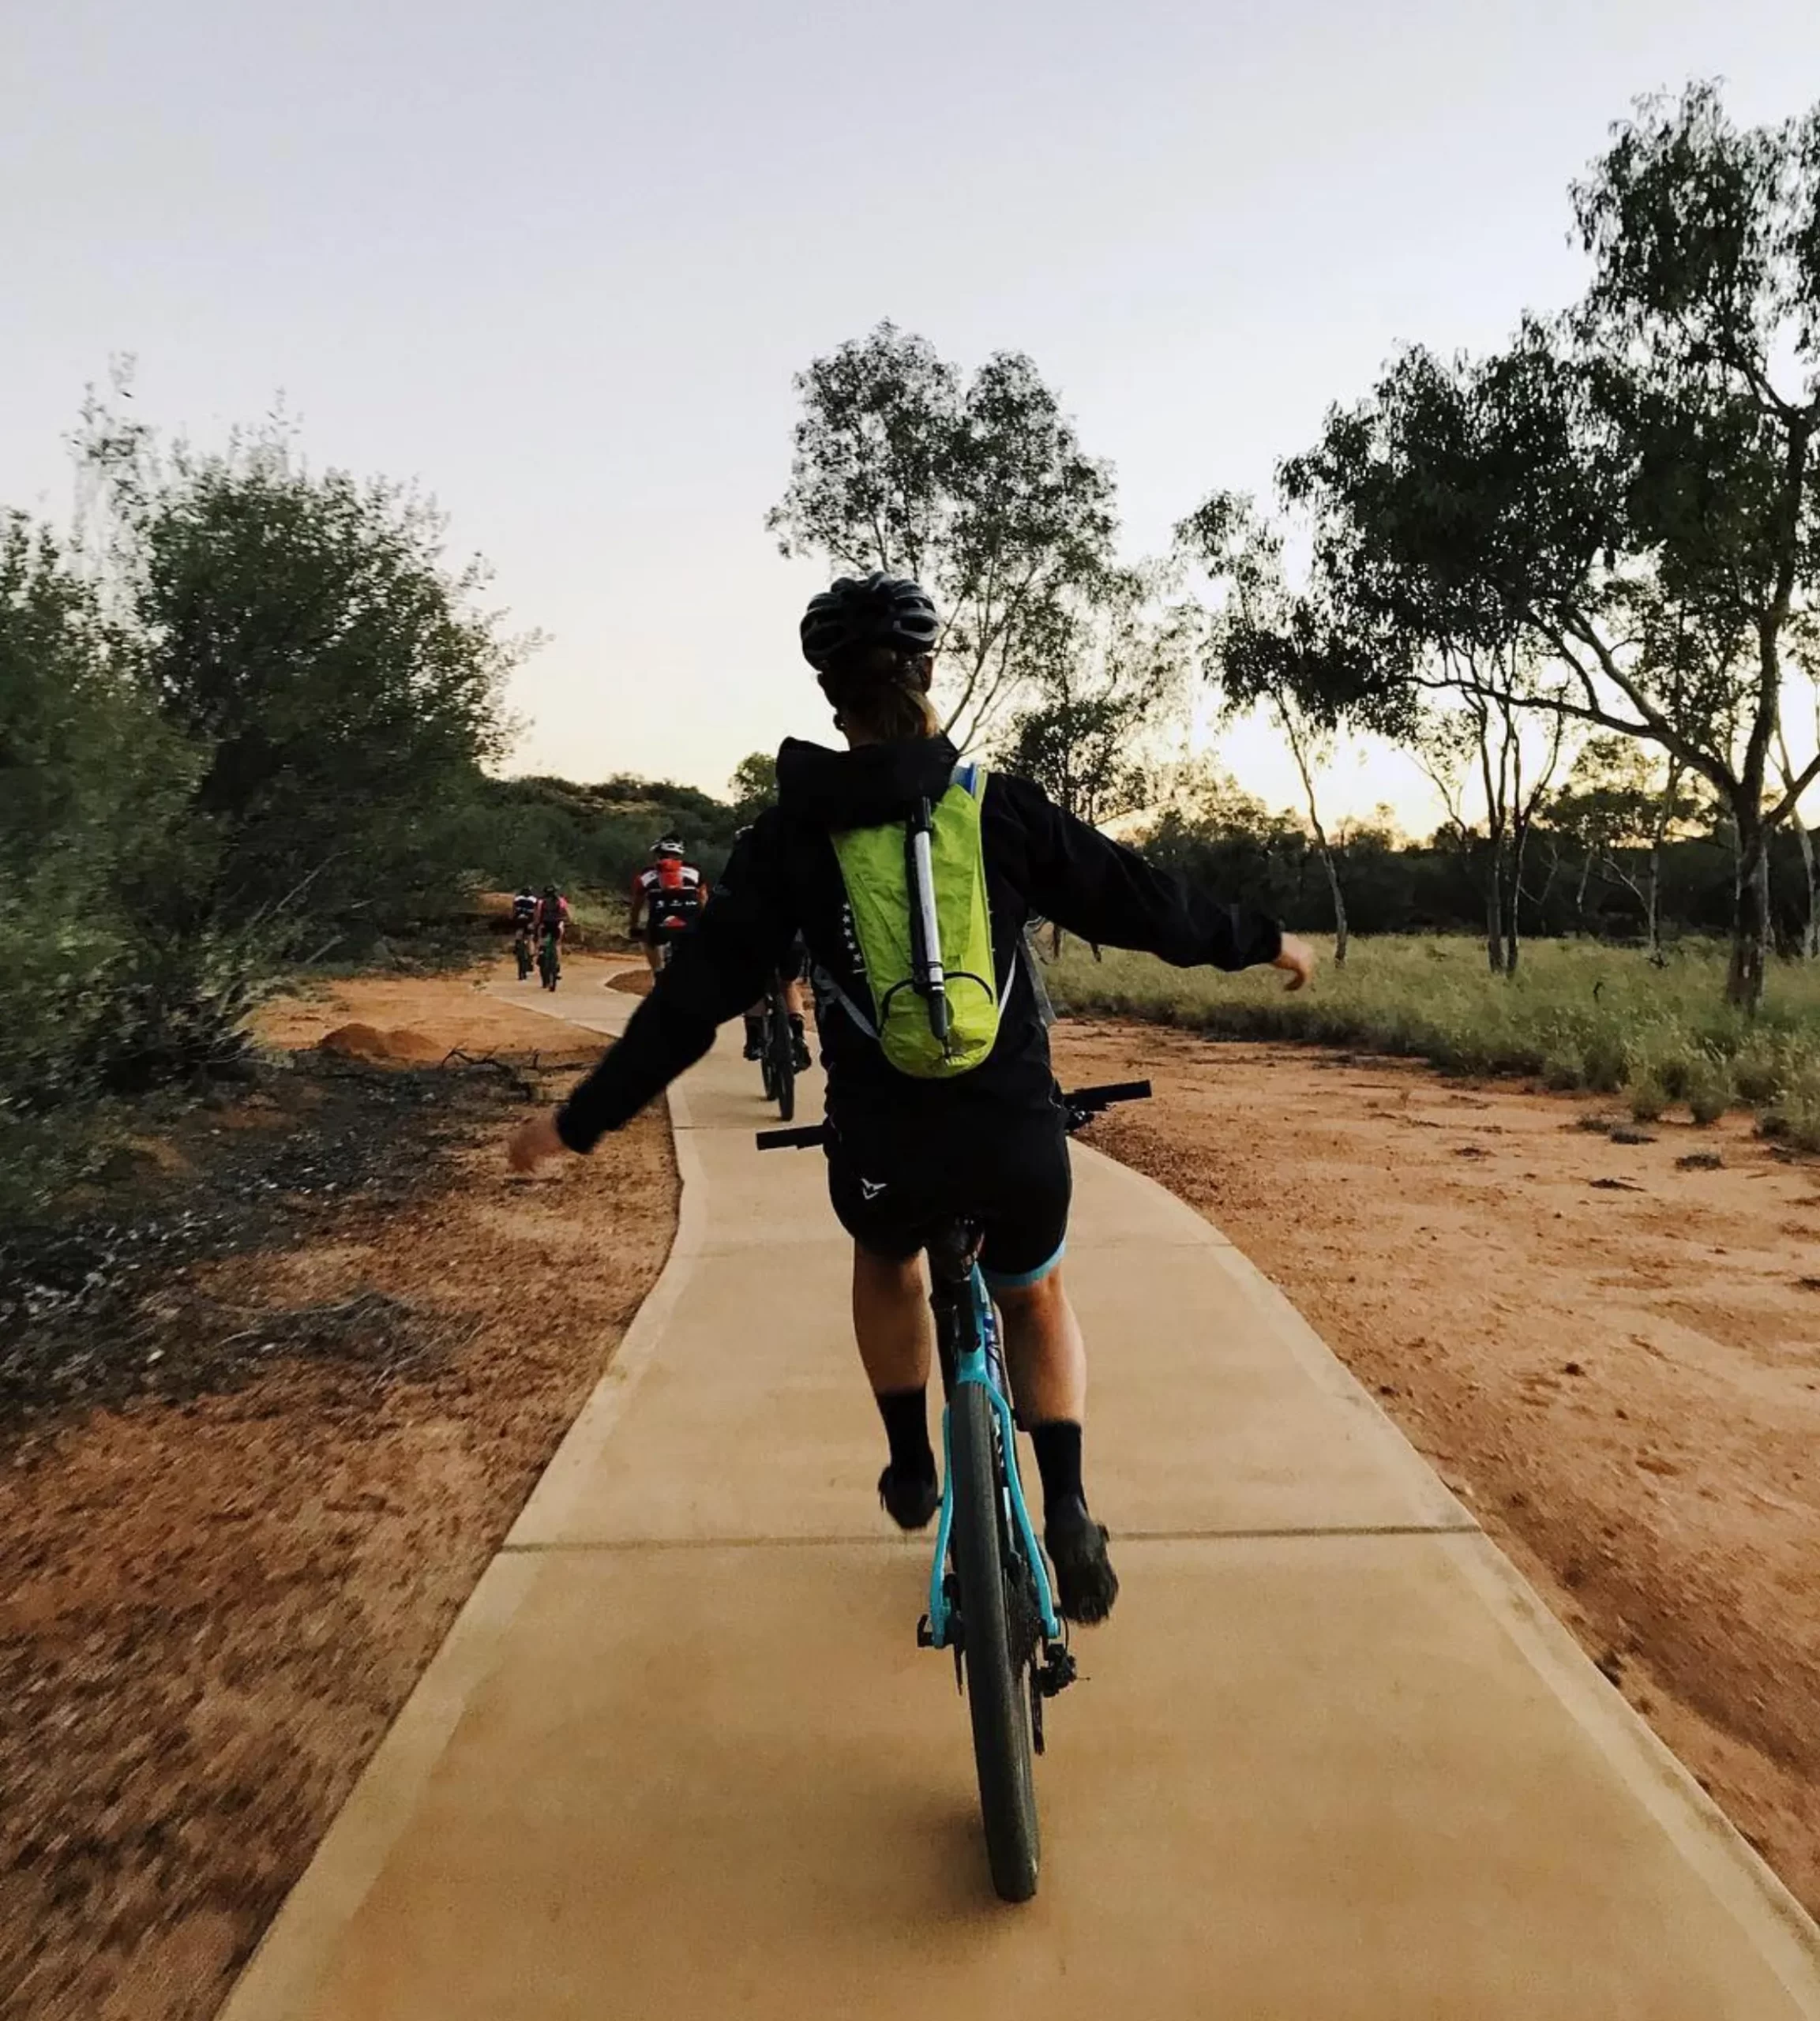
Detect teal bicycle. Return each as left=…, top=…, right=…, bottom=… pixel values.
left=757, top=1077, right=1149, bottom=1901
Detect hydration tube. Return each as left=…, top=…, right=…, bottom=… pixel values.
left=906, top=797, right=951, bottom=1049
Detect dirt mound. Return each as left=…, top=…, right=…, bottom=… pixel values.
left=317, top=1023, right=444, bottom=1066
left=609, top=969, right=654, bottom=997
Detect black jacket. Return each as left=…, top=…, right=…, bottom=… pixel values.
left=555, top=736, right=1282, bottom=1152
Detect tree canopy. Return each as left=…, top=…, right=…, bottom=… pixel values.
left=767, top=321, right=1121, bottom=749
left=1276, top=82, right=1820, bottom=1005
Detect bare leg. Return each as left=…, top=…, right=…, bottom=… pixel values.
left=642, top=942, right=662, bottom=977
left=851, top=1244, right=930, bottom=1393
left=996, top=1269, right=1086, bottom=1425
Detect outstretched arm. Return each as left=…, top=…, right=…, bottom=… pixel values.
left=1010, top=775, right=1305, bottom=977
left=510, top=827, right=797, bottom=1168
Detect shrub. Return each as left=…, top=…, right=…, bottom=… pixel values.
left=1762, top=1069, right=1820, bottom=1153
left=1628, top=1074, right=1668, bottom=1123
left=1685, top=1057, right=1732, bottom=1127
left=1582, top=1030, right=1631, bottom=1096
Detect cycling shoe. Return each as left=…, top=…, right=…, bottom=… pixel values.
left=878, top=1463, right=940, bottom=1531
left=1044, top=1498, right=1119, bottom=1625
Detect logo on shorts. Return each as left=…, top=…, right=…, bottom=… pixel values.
left=859, top=1177, right=887, bottom=1201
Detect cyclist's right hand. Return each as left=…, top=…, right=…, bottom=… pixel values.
left=1272, top=933, right=1317, bottom=992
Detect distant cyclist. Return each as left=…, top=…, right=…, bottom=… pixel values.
left=741, top=930, right=813, bottom=1071
left=629, top=838, right=708, bottom=974
left=733, top=826, right=812, bottom=1069
left=534, top=884, right=570, bottom=947
left=510, top=574, right=1312, bottom=1624
left=510, top=886, right=538, bottom=969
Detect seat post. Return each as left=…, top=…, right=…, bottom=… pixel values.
left=924, top=1219, right=981, bottom=1400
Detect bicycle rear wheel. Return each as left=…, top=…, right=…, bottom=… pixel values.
left=949, top=1382, right=1039, bottom=1901
left=767, top=991, right=795, bottom=1122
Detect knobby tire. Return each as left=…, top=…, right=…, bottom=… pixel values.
left=767, top=992, right=795, bottom=1122
left=949, top=1382, right=1039, bottom=1901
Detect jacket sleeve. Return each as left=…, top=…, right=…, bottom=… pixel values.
left=557, top=824, right=797, bottom=1151
left=1006, top=774, right=1282, bottom=972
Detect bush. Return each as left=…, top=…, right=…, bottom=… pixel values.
left=0, top=515, right=208, bottom=1211
left=1762, top=1068, right=1820, bottom=1153
left=1686, top=1057, right=1732, bottom=1126
left=3, top=392, right=523, bottom=1215
left=1628, top=1074, right=1668, bottom=1123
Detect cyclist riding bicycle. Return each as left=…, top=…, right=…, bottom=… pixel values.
left=509, top=573, right=1313, bottom=1623
left=745, top=929, right=813, bottom=1073
left=629, top=838, right=709, bottom=975
left=510, top=886, right=538, bottom=963
left=736, top=823, right=812, bottom=1069
left=533, top=885, right=570, bottom=945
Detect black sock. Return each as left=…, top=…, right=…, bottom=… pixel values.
left=789, top=1014, right=806, bottom=1037
left=1030, top=1420, right=1085, bottom=1514
left=876, top=1387, right=934, bottom=1479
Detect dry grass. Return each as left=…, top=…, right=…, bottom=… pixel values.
left=1045, top=936, right=1820, bottom=1146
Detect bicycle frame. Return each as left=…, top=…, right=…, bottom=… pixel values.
left=754, top=1076, right=1150, bottom=1663
left=922, top=1253, right=1061, bottom=1648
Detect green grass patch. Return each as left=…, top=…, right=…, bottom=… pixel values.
left=1045, top=935, right=1820, bottom=1131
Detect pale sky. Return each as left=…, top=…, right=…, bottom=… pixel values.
left=6, top=0, right=1818, bottom=830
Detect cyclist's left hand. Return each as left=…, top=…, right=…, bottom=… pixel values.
left=1272, top=933, right=1317, bottom=992
left=507, top=1110, right=569, bottom=1174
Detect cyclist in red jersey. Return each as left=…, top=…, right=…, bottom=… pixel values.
left=629, top=838, right=709, bottom=975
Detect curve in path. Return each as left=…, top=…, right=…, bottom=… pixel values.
left=220, top=989, right=1820, bottom=2020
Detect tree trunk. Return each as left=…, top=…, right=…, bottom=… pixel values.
left=1646, top=842, right=1664, bottom=962
left=1646, top=755, right=1682, bottom=964
left=1318, top=844, right=1349, bottom=965
left=1574, top=848, right=1594, bottom=932
left=1483, top=849, right=1505, bottom=975
left=1771, top=724, right=1817, bottom=958
left=1793, top=818, right=1819, bottom=960
left=1502, top=829, right=1528, bottom=977
left=1282, top=704, right=1346, bottom=965
left=1725, top=812, right=1771, bottom=1012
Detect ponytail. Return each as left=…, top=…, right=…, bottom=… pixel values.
left=818, top=644, right=940, bottom=743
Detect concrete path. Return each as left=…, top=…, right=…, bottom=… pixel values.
left=221, top=985, right=1820, bottom=2020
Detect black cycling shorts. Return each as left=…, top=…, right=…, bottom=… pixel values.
left=825, top=1102, right=1071, bottom=1288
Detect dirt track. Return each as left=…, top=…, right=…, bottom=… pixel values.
left=4, top=962, right=1817, bottom=2019
left=1, top=962, right=674, bottom=2021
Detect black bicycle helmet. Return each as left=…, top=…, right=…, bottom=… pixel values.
left=799, top=573, right=940, bottom=671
